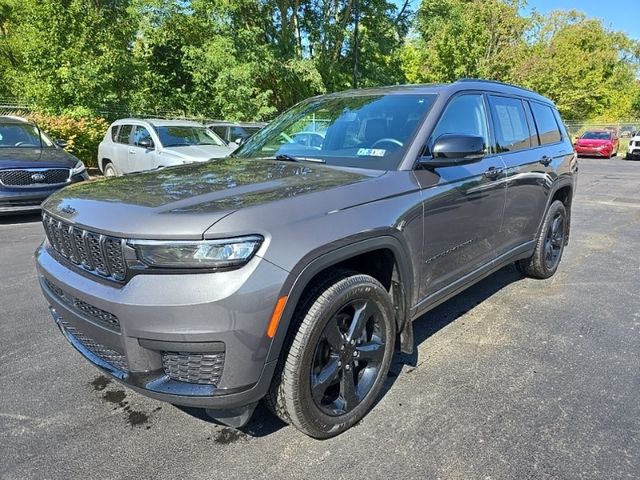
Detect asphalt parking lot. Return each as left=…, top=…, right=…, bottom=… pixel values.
left=1, top=157, right=639, bottom=480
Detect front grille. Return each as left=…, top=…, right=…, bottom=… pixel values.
left=0, top=199, right=42, bottom=208
left=43, top=277, right=120, bottom=331
left=42, top=213, right=127, bottom=281
left=60, top=319, right=128, bottom=372
left=0, top=168, right=69, bottom=187
left=162, top=352, right=225, bottom=385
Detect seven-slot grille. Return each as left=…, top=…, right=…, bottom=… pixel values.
left=59, top=319, right=128, bottom=372
left=0, top=168, right=70, bottom=186
left=42, top=213, right=127, bottom=281
left=162, top=352, right=225, bottom=385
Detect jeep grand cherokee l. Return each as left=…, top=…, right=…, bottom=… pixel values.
left=36, top=79, right=577, bottom=438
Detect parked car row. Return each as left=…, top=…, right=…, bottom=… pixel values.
left=0, top=116, right=267, bottom=213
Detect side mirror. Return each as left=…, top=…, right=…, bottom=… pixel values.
left=138, top=138, right=154, bottom=150
left=419, top=134, right=486, bottom=168
left=234, top=137, right=244, bottom=146
left=55, top=139, right=68, bottom=148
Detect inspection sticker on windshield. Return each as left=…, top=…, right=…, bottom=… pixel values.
left=357, top=148, right=386, bottom=157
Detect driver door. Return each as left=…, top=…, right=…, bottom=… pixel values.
left=413, top=93, right=507, bottom=301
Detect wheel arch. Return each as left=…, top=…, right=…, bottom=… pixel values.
left=266, top=235, right=415, bottom=364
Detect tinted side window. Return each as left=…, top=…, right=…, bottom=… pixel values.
left=212, top=126, right=228, bottom=141
left=430, top=94, right=490, bottom=154
left=488, top=96, right=532, bottom=153
left=531, top=102, right=562, bottom=145
left=116, top=125, right=133, bottom=144
left=110, top=125, right=119, bottom=141
left=132, top=126, right=153, bottom=147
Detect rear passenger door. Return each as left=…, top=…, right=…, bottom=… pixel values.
left=113, top=125, right=134, bottom=173
left=489, top=96, right=567, bottom=255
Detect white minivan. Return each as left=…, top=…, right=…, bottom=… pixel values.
left=97, top=119, right=235, bottom=176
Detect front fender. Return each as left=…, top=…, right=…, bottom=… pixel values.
left=265, top=234, right=415, bottom=364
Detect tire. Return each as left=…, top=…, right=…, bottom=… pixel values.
left=266, top=271, right=396, bottom=438
left=103, top=162, right=118, bottom=177
left=516, top=200, right=568, bottom=279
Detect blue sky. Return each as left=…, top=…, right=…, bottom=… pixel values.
left=525, top=0, right=640, bottom=40
left=396, top=0, right=639, bottom=40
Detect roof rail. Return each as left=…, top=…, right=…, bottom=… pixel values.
left=455, top=78, right=540, bottom=96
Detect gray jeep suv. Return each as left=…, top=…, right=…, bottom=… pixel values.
left=36, top=79, right=578, bottom=438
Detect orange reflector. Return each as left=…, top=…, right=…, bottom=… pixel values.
left=266, top=296, right=288, bottom=338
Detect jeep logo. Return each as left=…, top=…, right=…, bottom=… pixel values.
left=31, top=173, right=46, bottom=183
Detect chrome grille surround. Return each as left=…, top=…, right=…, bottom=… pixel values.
left=43, top=277, right=120, bottom=330
left=42, top=213, right=127, bottom=281
left=59, top=319, right=128, bottom=372
left=162, top=352, right=225, bottom=385
left=0, top=168, right=70, bottom=187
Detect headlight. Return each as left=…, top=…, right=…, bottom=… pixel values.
left=128, top=235, right=263, bottom=269
left=70, top=160, right=86, bottom=176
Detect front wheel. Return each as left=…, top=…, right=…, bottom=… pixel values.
left=516, top=200, right=567, bottom=279
left=266, top=271, right=396, bottom=438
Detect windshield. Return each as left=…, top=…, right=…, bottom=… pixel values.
left=156, top=126, right=226, bottom=148
left=0, top=123, right=55, bottom=148
left=581, top=131, right=611, bottom=140
left=234, top=93, right=438, bottom=170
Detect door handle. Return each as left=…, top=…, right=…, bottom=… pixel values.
left=539, top=155, right=552, bottom=166
left=128, top=149, right=136, bottom=154
left=483, top=166, right=503, bottom=179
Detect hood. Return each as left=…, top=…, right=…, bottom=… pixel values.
left=42, top=158, right=381, bottom=239
left=0, top=147, right=79, bottom=169
left=162, top=144, right=234, bottom=161
left=576, top=138, right=611, bottom=147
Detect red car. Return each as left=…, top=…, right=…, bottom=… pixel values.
left=574, top=130, right=619, bottom=158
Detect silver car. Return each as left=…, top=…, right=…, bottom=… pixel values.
left=97, top=119, right=234, bottom=176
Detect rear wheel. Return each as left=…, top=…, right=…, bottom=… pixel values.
left=266, top=271, right=396, bottom=438
left=103, top=162, right=118, bottom=177
left=516, top=200, right=567, bottom=279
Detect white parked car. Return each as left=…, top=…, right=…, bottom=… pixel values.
left=626, top=132, right=640, bottom=160
left=97, top=119, right=234, bottom=176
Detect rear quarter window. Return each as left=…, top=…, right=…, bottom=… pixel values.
left=530, top=102, right=562, bottom=145
left=110, top=125, right=119, bottom=141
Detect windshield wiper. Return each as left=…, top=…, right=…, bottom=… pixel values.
left=274, top=154, right=325, bottom=163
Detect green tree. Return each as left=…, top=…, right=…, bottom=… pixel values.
left=511, top=11, right=640, bottom=121
left=403, top=0, right=528, bottom=83
left=3, top=0, right=139, bottom=115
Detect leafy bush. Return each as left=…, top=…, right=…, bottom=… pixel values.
left=28, top=112, right=108, bottom=169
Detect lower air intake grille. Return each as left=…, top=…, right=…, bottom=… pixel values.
left=60, top=319, right=128, bottom=372
left=43, top=277, right=119, bottom=330
left=162, top=352, right=225, bottom=385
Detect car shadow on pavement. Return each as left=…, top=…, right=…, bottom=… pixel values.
left=382, top=264, right=524, bottom=392
left=0, top=212, right=41, bottom=225
left=177, top=264, right=524, bottom=438
left=176, top=403, right=287, bottom=438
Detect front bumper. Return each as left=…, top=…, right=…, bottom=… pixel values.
left=626, top=149, right=640, bottom=160
left=574, top=146, right=611, bottom=157
left=0, top=173, right=88, bottom=213
left=36, top=243, right=287, bottom=410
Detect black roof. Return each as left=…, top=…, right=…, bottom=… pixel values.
left=321, top=78, right=554, bottom=106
